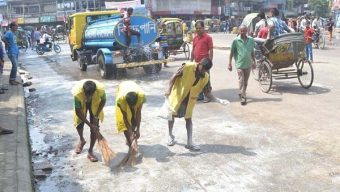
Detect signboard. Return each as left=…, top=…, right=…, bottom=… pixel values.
left=25, top=18, right=39, bottom=24
left=17, top=17, right=24, bottom=24
left=105, top=0, right=139, bottom=9
left=0, top=0, right=7, bottom=6
left=40, top=16, right=56, bottom=23
left=224, top=6, right=231, bottom=16
left=1, top=20, right=8, bottom=27
left=113, top=16, right=158, bottom=48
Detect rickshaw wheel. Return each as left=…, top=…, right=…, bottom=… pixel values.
left=258, top=59, right=272, bottom=93
left=297, top=59, right=314, bottom=89
left=183, top=42, right=190, bottom=60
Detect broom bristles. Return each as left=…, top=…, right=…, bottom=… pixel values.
left=96, top=131, right=116, bottom=165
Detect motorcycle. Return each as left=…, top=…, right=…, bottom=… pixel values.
left=36, top=39, right=61, bottom=55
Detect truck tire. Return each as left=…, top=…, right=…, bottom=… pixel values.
left=78, top=56, right=87, bottom=71
left=143, top=64, right=162, bottom=74
left=98, top=54, right=113, bottom=79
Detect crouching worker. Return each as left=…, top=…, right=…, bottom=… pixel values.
left=115, top=81, right=145, bottom=154
left=166, top=58, right=212, bottom=151
left=72, top=80, right=106, bottom=162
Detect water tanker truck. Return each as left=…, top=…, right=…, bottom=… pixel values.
left=69, top=13, right=166, bottom=79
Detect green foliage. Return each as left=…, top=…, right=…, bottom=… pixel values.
left=308, top=0, right=330, bottom=17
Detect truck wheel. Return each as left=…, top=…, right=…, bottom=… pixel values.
left=143, top=64, right=162, bottom=74
left=98, top=54, right=113, bottom=79
left=78, top=56, right=87, bottom=71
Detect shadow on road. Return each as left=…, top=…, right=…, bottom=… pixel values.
left=176, top=143, right=257, bottom=157
left=271, top=82, right=331, bottom=95
left=213, top=89, right=282, bottom=103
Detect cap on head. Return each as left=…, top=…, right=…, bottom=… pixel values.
left=200, top=58, right=213, bottom=71
left=83, top=81, right=96, bottom=97
left=126, top=92, right=138, bottom=106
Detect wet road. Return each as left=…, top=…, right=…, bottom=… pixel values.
left=22, top=39, right=340, bottom=192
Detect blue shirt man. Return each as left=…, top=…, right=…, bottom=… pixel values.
left=1, top=22, right=20, bottom=85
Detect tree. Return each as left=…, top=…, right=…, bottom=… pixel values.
left=308, top=0, right=330, bottom=17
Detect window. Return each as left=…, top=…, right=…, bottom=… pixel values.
left=86, top=14, right=119, bottom=23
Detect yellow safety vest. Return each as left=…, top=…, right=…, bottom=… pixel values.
left=168, top=62, right=209, bottom=118
left=72, top=79, right=105, bottom=126
left=115, top=81, right=145, bottom=133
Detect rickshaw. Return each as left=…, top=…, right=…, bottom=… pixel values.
left=253, top=33, right=314, bottom=92
left=15, top=28, right=29, bottom=52
left=159, top=18, right=191, bottom=60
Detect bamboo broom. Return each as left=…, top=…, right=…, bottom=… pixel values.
left=93, top=119, right=116, bottom=165
left=118, top=132, right=138, bottom=167
left=95, top=130, right=117, bottom=165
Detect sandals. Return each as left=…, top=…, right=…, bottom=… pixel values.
left=9, top=80, right=21, bottom=85
left=0, top=129, right=14, bottom=135
left=87, top=153, right=98, bottom=162
left=185, top=144, right=200, bottom=151
left=167, top=136, right=176, bottom=146
left=75, top=141, right=86, bottom=154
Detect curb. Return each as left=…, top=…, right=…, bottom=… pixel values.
left=16, top=79, right=34, bottom=192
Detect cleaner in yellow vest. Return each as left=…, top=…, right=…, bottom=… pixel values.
left=115, top=81, right=145, bottom=149
left=72, top=80, right=106, bottom=162
left=165, top=58, right=212, bottom=151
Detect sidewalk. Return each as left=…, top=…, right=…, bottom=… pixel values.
left=0, top=62, right=33, bottom=192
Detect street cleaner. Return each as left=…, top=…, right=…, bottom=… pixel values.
left=165, top=58, right=212, bottom=151
left=115, top=81, right=145, bottom=166
left=72, top=80, right=106, bottom=162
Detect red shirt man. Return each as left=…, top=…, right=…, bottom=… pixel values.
left=192, top=21, right=213, bottom=62
left=257, top=26, right=269, bottom=39
left=304, top=26, right=314, bottom=44
left=191, top=20, right=213, bottom=102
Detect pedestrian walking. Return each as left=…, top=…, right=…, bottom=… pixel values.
left=115, top=81, right=145, bottom=165
left=165, top=58, right=212, bottom=151
left=228, top=25, right=256, bottom=105
left=72, top=79, right=106, bottom=162
left=159, top=23, right=169, bottom=67
left=191, top=20, right=214, bottom=102
left=304, top=21, right=314, bottom=62
left=326, top=17, right=334, bottom=43
left=1, top=22, right=20, bottom=85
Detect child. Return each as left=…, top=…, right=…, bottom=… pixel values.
left=304, top=21, right=314, bottom=62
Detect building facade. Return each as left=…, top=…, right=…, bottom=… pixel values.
left=0, top=0, right=112, bottom=27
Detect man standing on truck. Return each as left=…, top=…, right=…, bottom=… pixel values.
left=123, top=7, right=141, bottom=48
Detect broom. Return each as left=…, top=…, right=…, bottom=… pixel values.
left=93, top=119, right=116, bottom=165
left=118, top=131, right=139, bottom=167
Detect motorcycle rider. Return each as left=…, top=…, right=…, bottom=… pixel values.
left=42, top=31, right=52, bottom=50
